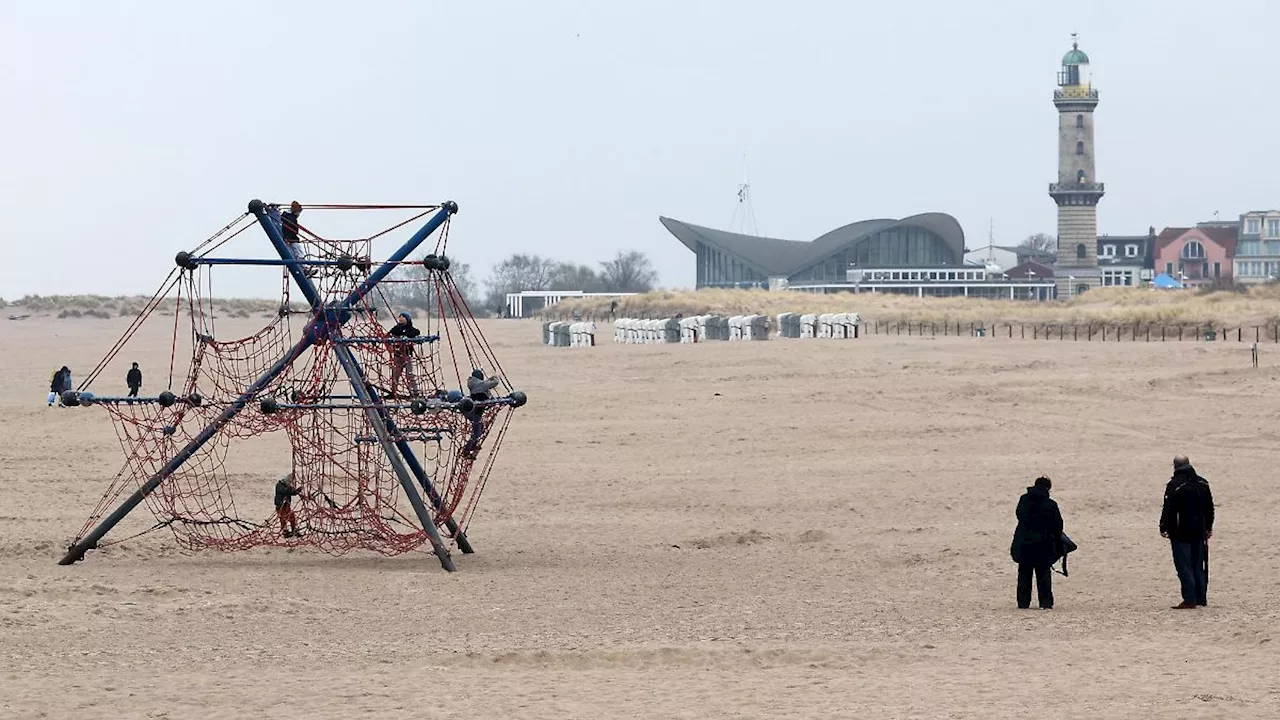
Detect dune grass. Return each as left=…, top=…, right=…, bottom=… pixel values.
left=8, top=295, right=296, bottom=320
left=542, top=286, right=1280, bottom=328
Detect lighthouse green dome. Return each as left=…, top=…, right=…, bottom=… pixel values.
left=1063, top=46, right=1090, bottom=65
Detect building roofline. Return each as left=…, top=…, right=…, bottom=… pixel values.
left=660, top=213, right=966, bottom=277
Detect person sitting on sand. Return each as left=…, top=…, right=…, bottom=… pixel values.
left=275, top=473, right=302, bottom=538
left=1010, top=476, right=1065, bottom=610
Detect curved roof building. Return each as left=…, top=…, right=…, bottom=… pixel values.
left=659, top=213, right=966, bottom=288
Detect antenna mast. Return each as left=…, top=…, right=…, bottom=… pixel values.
left=729, top=152, right=759, bottom=235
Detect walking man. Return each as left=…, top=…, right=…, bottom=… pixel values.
left=126, top=362, right=143, bottom=397
left=1011, top=476, right=1065, bottom=610
left=1160, top=455, right=1215, bottom=609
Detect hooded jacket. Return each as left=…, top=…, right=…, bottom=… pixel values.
left=50, top=367, right=70, bottom=393
left=467, top=370, right=498, bottom=400
left=1011, top=485, right=1065, bottom=567
left=1160, top=467, right=1214, bottom=542
left=389, top=314, right=420, bottom=355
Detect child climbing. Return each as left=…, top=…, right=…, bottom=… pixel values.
left=274, top=473, right=301, bottom=538
left=462, top=368, right=500, bottom=458
left=388, top=312, right=421, bottom=398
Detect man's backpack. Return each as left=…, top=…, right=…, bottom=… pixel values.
left=1054, top=533, right=1079, bottom=576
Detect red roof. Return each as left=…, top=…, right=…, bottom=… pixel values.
left=1003, top=260, right=1055, bottom=279
left=1156, top=226, right=1239, bottom=256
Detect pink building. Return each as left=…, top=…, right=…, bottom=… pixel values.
left=1154, top=226, right=1237, bottom=286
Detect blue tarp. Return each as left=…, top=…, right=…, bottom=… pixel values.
left=1152, top=272, right=1183, bottom=289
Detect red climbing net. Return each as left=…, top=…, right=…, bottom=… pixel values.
left=69, top=203, right=518, bottom=557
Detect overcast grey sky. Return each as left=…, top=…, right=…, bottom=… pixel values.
left=2, top=0, right=1276, bottom=298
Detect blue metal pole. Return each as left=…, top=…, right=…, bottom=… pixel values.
left=248, top=199, right=325, bottom=309
left=343, top=202, right=457, bottom=307
left=59, top=336, right=316, bottom=565
left=186, top=258, right=353, bottom=267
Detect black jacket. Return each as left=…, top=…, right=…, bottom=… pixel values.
left=274, top=478, right=300, bottom=509
left=1160, top=467, right=1214, bottom=542
left=389, top=318, right=420, bottom=356
left=1011, top=486, right=1065, bottom=567
left=281, top=210, right=301, bottom=243
left=127, top=368, right=142, bottom=388
left=389, top=320, right=420, bottom=339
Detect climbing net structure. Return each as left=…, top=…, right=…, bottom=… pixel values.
left=59, top=199, right=525, bottom=571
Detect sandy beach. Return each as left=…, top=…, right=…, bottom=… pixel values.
left=2, top=315, right=1278, bottom=719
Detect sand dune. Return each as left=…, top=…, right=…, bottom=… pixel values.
left=1, top=316, right=1278, bottom=719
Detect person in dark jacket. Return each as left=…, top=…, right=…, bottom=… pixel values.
left=467, top=368, right=499, bottom=401
left=1160, top=456, right=1214, bottom=609
left=274, top=473, right=301, bottom=538
left=47, top=366, right=71, bottom=407
left=126, top=363, right=143, bottom=397
left=387, top=312, right=421, bottom=397
left=1011, top=476, right=1065, bottom=609
left=461, top=369, right=500, bottom=458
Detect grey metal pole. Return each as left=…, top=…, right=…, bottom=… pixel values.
left=394, top=434, right=474, bottom=554
left=330, top=344, right=456, bottom=571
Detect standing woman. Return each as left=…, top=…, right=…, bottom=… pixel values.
left=1011, top=476, right=1065, bottom=610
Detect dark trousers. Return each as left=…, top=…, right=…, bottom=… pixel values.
left=128, top=385, right=140, bottom=397
left=1171, top=540, right=1208, bottom=605
left=462, top=413, right=484, bottom=456
left=1017, top=564, right=1053, bottom=609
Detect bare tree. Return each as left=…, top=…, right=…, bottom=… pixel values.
left=598, top=250, right=658, bottom=293
left=382, top=254, right=481, bottom=316
left=1020, top=233, right=1057, bottom=254
left=482, top=254, right=560, bottom=312
left=550, top=262, right=603, bottom=292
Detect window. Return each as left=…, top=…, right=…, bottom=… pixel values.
left=1166, top=262, right=1174, bottom=276
left=1245, top=218, right=1261, bottom=235
left=1075, top=243, right=1087, bottom=260
left=1125, top=244, right=1138, bottom=258
left=1100, top=245, right=1115, bottom=258
left=1268, top=219, right=1280, bottom=238
left=1076, top=114, right=1084, bottom=128
left=1076, top=169, right=1087, bottom=183
left=1076, top=141, right=1084, bottom=155
left=1214, top=262, right=1221, bottom=278
left=1182, top=240, right=1206, bottom=259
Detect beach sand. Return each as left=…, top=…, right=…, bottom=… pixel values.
left=1, top=316, right=1277, bottom=719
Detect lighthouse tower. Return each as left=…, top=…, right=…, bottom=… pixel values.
left=1050, top=35, right=1103, bottom=298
